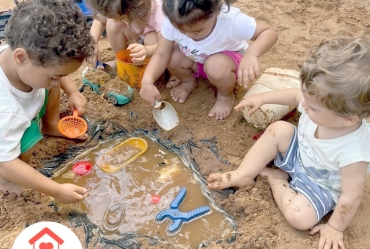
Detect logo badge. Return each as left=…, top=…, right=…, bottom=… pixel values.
left=12, top=221, right=82, bottom=249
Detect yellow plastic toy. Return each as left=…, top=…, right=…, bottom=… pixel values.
left=97, top=137, right=148, bottom=173
left=116, top=49, right=150, bottom=89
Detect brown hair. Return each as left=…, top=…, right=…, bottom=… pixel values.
left=300, top=37, right=370, bottom=118
left=162, top=0, right=235, bottom=27
left=87, top=0, right=151, bottom=31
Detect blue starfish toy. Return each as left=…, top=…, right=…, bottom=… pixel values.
left=156, top=187, right=211, bottom=233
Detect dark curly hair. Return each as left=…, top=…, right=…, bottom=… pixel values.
left=4, top=0, right=94, bottom=66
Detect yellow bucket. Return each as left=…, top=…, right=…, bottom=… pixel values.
left=97, top=137, right=148, bottom=173
left=116, top=49, right=150, bottom=89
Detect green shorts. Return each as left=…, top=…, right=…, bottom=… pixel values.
left=20, top=90, right=48, bottom=153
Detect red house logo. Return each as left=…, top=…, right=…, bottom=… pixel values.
left=28, top=227, right=64, bottom=249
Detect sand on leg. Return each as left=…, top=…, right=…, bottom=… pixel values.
left=207, top=121, right=294, bottom=189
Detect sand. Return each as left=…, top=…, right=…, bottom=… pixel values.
left=1, top=0, right=370, bottom=248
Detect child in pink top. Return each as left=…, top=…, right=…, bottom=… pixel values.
left=87, top=0, right=164, bottom=68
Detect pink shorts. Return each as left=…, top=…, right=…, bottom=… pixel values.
left=193, top=51, right=243, bottom=80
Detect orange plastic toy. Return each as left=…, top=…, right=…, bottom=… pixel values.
left=58, top=110, right=88, bottom=138
left=116, top=49, right=150, bottom=89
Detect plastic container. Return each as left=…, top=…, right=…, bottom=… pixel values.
left=116, top=49, right=150, bottom=89
left=97, top=137, right=148, bottom=173
left=241, top=68, right=300, bottom=130
left=153, top=101, right=179, bottom=131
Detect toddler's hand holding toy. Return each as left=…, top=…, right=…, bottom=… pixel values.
left=140, top=84, right=162, bottom=106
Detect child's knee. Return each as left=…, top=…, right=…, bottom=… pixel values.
left=283, top=204, right=317, bottom=230
left=204, top=55, right=235, bottom=81
left=267, top=121, right=294, bottom=140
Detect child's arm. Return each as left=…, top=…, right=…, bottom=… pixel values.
left=309, top=162, right=368, bottom=249
left=234, top=88, right=303, bottom=115
left=128, top=31, right=161, bottom=64
left=140, top=37, right=175, bottom=106
left=0, top=159, right=87, bottom=204
left=238, top=21, right=278, bottom=88
left=60, top=77, right=87, bottom=115
left=88, top=18, right=106, bottom=67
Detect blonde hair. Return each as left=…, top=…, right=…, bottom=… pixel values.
left=300, top=37, right=370, bottom=119
left=87, top=0, right=151, bottom=30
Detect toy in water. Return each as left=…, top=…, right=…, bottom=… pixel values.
left=72, top=160, right=92, bottom=176
left=153, top=100, right=179, bottom=131
left=81, top=64, right=133, bottom=106
left=151, top=194, right=161, bottom=204
left=58, top=110, right=88, bottom=138
left=116, top=49, right=150, bottom=89
left=103, top=203, right=125, bottom=231
left=156, top=187, right=211, bottom=233
left=97, top=137, right=148, bottom=173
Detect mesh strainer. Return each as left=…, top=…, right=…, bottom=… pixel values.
left=58, top=110, right=88, bottom=138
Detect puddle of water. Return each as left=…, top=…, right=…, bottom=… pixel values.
left=53, top=136, right=234, bottom=248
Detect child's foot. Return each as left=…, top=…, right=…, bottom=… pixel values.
left=170, top=81, right=197, bottom=103
left=42, top=122, right=88, bottom=140
left=207, top=170, right=254, bottom=190
left=166, top=75, right=182, bottom=89
left=208, top=93, right=234, bottom=120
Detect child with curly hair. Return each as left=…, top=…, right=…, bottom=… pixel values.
left=0, top=0, right=94, bottom=204
left=207, top=37, right=370, bottom=249
left=140, top=0, right=278, bottom=120
left=87, top=0, right=164, bottom=69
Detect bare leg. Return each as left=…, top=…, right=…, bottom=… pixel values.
left=259, top=167, right=317, bottom=230
left=167, top=45, right=197, bottom=103
left=41, top=87, right=87, bottom=140
left=207, top=121, right=294, bottom=189
left=204, top=53, right=236, bottom=119
left=106, top=19, right=139, bottom=70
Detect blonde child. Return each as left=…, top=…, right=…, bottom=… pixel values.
left=87, top=0, right=164, bottom=69
left=207, top=37, right=370, bottom=249
left=0, top=0, right=94, bottom=204
left=140, top=0, right=278, bottom=120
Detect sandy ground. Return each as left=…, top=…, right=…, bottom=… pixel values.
left=1, top=0, right=370, bottom=248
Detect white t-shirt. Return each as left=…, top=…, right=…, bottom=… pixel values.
left=161, top=5, right=256, bottom=63
left=0, top=45, right=45, bottom=162
left=297, top=103, right=370, bottom=202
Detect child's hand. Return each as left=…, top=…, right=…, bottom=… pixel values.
left=309, top=223, right=345, bottom=249
left=53, top=183, right=87, bottom=204
left=68, top=91, right=87, bottom=115
left=87, top=43, right=101, bottom=69
left=140, top=84, right=161, bottom=106
left=237, top=54, right=259, bottom=88
left=234, top=94, right=264, bottom=115
left=128, top=43, right=147, bottom=64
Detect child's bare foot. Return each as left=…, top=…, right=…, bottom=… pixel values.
left=166, top=75, right=182, bottom=89
left=208, top=93, right=234, bottom=120
left=42, top=122, right=88, bottom=140
left=207, top=170, right=254, bottom=190
left=259, top=167, right=289, bottom=185
left=170, top=81, right=197, bottom=103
